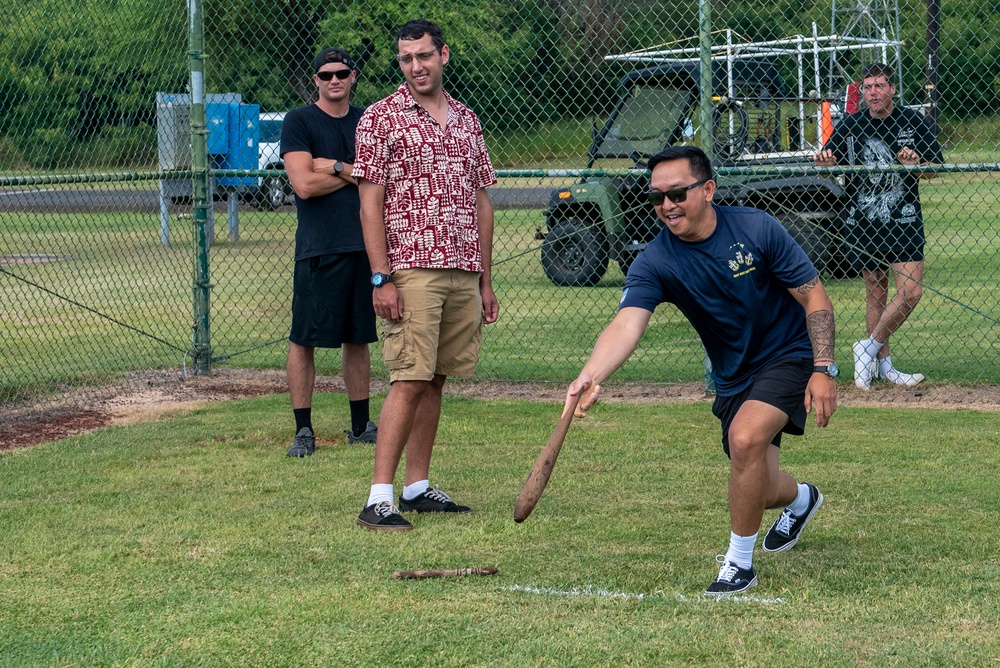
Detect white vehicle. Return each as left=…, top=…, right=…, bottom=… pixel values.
left=257, top=111, right=291, bottom=209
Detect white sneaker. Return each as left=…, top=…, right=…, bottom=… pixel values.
left=878, top=362, right=925, bottom=387
left=853, top=340, right=875, bottom=390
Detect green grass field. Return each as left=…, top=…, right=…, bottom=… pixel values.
left=2, top=170, right=999, bottom=405
left=2, top=392, right=998, bottom=666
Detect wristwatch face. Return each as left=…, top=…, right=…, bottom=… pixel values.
left=371, top=272, right=390, bottom=287
left=334, top=161, right=344, bottom=175
left=816, top=363, right=839, bottom=378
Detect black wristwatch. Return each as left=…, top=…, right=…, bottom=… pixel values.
left=371, top=272, right=392, bottom=288
left=813, top=363, right=839, bottom=378
left=333, top=161, right=345, bottom=175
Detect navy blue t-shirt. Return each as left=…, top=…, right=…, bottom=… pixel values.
left=620, top=205, right=817, bottom=395
left=280, top=104, right=365, bottom=260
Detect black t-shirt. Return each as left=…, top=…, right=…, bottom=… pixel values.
left=824, top=107, right=942, bottom=231
left=280, top=104, right=365, bottom=260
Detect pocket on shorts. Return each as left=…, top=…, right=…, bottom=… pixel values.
left=381, top=313, right=414, bottom=370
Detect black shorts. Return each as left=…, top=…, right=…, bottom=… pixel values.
left=846, top=219, right=925, bottom=271
left=290, top=252, right=377, bottom=348
left=711, top=358, right=812, bottom=457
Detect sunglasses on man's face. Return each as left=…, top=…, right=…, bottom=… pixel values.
left=316, top=69, right=352, bottom=81
left=647, top=179, right=708, bottom=206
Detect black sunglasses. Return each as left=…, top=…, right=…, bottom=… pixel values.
left=316, top=69, right=352, bottom=81
left=647, top=180, right=708, bottom=206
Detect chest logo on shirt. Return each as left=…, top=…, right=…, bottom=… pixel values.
left=727, top=242, right=756, bottom=278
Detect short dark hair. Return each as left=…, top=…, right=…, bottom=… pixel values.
left=397, top=18, right=445, bottom=50
left=647, top=146, right=714, bottom=182
left=860, top=62, right=894, bottom=85
left=313, top=47, right=355, bottom=74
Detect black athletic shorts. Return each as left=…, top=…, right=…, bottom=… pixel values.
left=711, top=357, right=813, bottom=457
left=846, top=219, right=925, bottom=271
left=290, top=252, right=377, bottom=348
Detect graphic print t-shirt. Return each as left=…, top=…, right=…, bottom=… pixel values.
left=824, top=107, right=942, bottom=229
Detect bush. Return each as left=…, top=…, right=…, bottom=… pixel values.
left=22, top=127, right=75, bottom=170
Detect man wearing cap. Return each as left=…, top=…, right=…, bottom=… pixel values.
left=280, top=47, right=378, bottom=457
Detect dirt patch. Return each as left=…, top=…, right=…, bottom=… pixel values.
left=0, top=253, right=62, bottom=265
left=3, top=368, right=999, bottom=451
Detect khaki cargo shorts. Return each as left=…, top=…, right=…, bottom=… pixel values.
left=381, top=268, right=484, bottom=383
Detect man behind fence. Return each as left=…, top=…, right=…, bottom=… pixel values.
left=352, top=18, right=499, bottom=531
left=280, top=47, right=378, bottom=457
left=815, top=62, right=942, bottom=390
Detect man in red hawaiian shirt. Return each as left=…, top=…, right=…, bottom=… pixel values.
left=353, top=18, right=499, bottom=531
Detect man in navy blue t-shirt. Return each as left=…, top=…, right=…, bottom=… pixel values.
left=566, top=146, right=838, bottom=596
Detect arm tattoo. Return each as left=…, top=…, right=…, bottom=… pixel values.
left=796, top=275, right=820, bottom=295
left=806, top=309, right=835, bottom=362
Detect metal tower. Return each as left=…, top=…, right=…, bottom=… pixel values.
left=830, top=0, right=904, bottom=103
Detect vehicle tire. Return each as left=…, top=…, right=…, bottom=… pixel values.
left=541, top=219, right=609, bottom=287
left=262, top=175, right=289, bottom=210
left=776, top=212, right=831, bottom=275
left=713, top=103, right=749, bottom=162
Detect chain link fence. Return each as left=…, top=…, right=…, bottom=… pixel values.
left=2, top=0, right=998, bottom=415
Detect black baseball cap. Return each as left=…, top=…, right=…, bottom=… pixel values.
left=314, top=47, right=355, bottom=73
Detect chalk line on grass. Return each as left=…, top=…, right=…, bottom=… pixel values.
left=504, top=584, right=784, bottom=604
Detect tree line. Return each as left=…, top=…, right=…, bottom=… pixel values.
left=0, top=0, right=994, bottom=170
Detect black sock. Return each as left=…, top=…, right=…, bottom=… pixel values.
left=293, top=408, right=312, bottom=434
left=349, top=398, right=370, bottom=435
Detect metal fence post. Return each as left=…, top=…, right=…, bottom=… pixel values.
left=699, top=0, right=714, bottom=158
left=189, top=0, right=212, bottom=374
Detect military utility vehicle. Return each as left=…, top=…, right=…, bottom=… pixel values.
left=539, top=31, right=897, bottom=285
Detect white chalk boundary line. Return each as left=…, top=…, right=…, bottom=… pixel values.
left=503, top=584, right=784, bottom=605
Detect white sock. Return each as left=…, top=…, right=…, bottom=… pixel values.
left=366, top=483, right=394, bottom=507
left=724, top=531, right=758, bottom=570
left=861, top=336, right=884, bottom=358
left=878, top=356, right=894, bottom=374
left=787, top=483, right=812, bottom=516
left=402, top=479, right=430, bottom=501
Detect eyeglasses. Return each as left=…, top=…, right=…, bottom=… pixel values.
left=396, top=50, right=439, bottom=65
left=647, top=180, right=708, bottom=206
left=316, top=69, right=352, bottom=81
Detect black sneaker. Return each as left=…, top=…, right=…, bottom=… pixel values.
left=398, top=485, right=472, bottom=514
left=286, top=427, right=315, bottom=457
left=357, top=501, right=413, bottom=531
left=763, top=483, right=824, bottom=553
left=704, top=556, right=758, bottom=596
left=346, top=420, right=378, bottom=444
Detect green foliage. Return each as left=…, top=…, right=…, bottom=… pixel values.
left=4, top=0, right=1000, bottom=169
left=0, top=0, right=185, bottom=169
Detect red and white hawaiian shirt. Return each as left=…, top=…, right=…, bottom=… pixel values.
left=353, top=83, right=497, bottom=273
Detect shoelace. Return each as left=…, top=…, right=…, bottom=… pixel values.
left=774, top=509, right=797, bottom=536
left=423, top=485, right=454, bottom=504
left=714, top=556, right=740, bottom=583
left=373, top=501, right=401, bottom=518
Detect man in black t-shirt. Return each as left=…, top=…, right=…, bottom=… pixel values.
left=816, top=63, right=942, bottom=390
left=280, top=47, right=378, bottom=457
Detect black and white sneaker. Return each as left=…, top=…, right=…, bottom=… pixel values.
left=704, top=556, right=758, bottom=596
left=398, top=485, right=472, bottom=514
left=763, top=483, right=824, bottom=553
left=286, top=427, right=315, bottom=457
left=357, top=501, right=413, bottom=531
